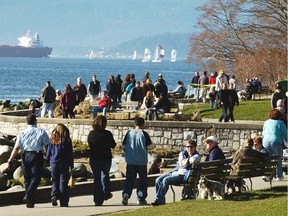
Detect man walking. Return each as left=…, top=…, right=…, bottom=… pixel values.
left=7, top=114, right=50, bottom=208
left=122, top=117, right=153, bottom=205
left=40, top=80, right=56, bottom=118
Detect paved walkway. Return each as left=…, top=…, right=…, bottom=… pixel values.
left=1, top=176, right=287, bottom=216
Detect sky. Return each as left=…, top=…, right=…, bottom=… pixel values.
left=0, top=0, right=209, bottom=55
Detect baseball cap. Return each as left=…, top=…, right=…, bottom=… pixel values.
left=203, top=136, right=218, bottom=144
left=158, top=73, right=162, bottom=77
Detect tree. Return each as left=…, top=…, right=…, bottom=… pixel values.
left=187, top=0, right=287, bottom=86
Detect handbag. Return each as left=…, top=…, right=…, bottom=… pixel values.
left=68, top=172, right=75, bottom=188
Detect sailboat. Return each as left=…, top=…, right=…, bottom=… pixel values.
left=89, top=50, right=94, bottom=59
left=170, top=49, right=177, bottom=62
left=132, top=50, right=137, bottom=60
left=152, top=45, right=164, bottom=62
left=141, top=48, right=151, bottom=62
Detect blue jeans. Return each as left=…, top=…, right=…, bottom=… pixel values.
left=50, top=163, right=70, bottom=205
left=22, top=151, right=44, bottom=201
left=263, top=142, right=283, bottom=178
left=122, top=164, right=147, bottom=201
left=40, top=103, right=54, bottom=118
left=93, top=106, right=108, bottom=118
left=89, top=159, right=112, bottom=205
left=155, top=173, right=184, bottom=204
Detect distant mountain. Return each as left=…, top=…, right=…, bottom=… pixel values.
left=107, top=33, right=191, bottom=59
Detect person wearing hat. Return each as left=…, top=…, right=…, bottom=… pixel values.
left=203, top=136, right=225, bottom=161
left=151, top=140, right=201, bottom=206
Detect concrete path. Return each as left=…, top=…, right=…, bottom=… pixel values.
left=1, top=176, right=287, bottom=216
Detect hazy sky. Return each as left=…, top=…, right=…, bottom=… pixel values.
left=0, top=0, right=209, bottom=49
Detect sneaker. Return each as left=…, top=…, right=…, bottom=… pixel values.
left=181, top=195, right=194, bottom=200
left=23, top=196, right=34, bottom=208
left=122, top=194, right=129, bottom=206
left=276, top=176, right=284, bottom=181
left=51, top=196, right=58, bottom=206
left=137, top=200, right=147, bottom=205
left=262, top=176, right=272, bottom=182
left=151, top=201, right=163, bottom=206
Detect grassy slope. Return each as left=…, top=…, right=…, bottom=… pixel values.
left=182, top=99, right=271, bottom=121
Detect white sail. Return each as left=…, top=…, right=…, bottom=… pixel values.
left=89, top=50, right=94, bottom=59
left=132, top=50, right=137, bottom=60
left=170, top=49, right=177, bottom=62
left=142, top=48, right=151, bottom=62
left=152, top=45, right=164, bottom=63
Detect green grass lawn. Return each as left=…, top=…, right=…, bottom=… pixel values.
left=108, top=186, right=287, bottom=216
left=182, top=99, right=271, bottom=121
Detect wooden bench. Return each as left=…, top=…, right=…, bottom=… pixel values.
left=226, top=155, right=279, bottom=190
left=170, top=158, right=232, bottom=201
left=254, top=86, right=270, bottom=100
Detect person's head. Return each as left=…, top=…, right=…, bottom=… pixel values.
left=158, top=73, right=162, bottom=79
left=92, top=115, right=107, bottom=130
left=56, top=89, right=61, bottom=95
left=203, top=136, right=218, bottom=152
left=276, top=99, right=284, bottom=108
left=203, top=71, right=207, bottom=76
left=65, top=83, right=72, bottom=92
left=26, top=113, right=37, bottom=125
left=195, top=71, right=199, bottom=76
left=177, top=80, right=182, bottom=85
left=222, top=82, right=228, bottom=89
left=268, top=108, right=282, bottom=120
left=146, top=90, right=153, bottom=98
left=134, top=117, right=145, bottom=129
left=77, top=77, right=82, bottom=84
left=153, top=156, right=162, bottom=167
left=243, top=138, right=253, bottom=148
left=253, top=136, right=263, bottom=151
left=124, top=73, right=131, bottom=81
left=92, top=74, right=96, bottom=81
left=219, top=70, right=224, bottom=76
left=46, top=80, right=51, bottom=86
left=51, top=124, right=71, bottom=144
left=186, top=139, right=197, bottom=156
left=145, top=71, right=150, bottom=77
left=135, top=81, right=140, bottom=87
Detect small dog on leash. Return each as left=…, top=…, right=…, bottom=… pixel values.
left=199, top=176, right=224, bottom=200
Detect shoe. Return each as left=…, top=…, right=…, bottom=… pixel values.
left=122, top=194, right=129, bottom=206
left=60, top=203, right=69, bottom=207
left=276, top=176, right=284, bottom=181
left=262, top=176, right=272, bottom=182
left=95, top=203, right=102, bottom=206
left=181, top=195, right=194, bottom=200
left=104, top=193, right=113, bottom=201
left=51, top=196, right=58, bottom=206
left=137, top=200, right=148, bottom=205
left=23, top=196, right=34, bottom=208
left=151, top=201, right=163, bottom=206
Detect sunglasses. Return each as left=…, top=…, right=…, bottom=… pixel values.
left=186, top=146, right=195, bottom=148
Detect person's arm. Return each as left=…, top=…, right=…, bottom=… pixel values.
left=8, top=146, right=20, bottom=164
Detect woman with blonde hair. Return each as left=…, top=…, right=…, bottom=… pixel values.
left=46, top=124, right=74, bottom=207
left=88, top=115, right=116, bottom=206
left=142, top=90, right=156, bottom=120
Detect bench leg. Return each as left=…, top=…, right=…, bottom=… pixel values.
left=170, top=185, right=176, bottom=202
left=248, top=178, right=252, bottom=191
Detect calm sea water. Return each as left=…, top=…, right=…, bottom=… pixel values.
left=0, top=58, right=197, bottom=103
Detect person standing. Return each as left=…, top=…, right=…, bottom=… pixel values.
left=217, top=82, right=231, bottom=122
left=61, top=84, right=76, bottom=119
left=228, top=83, right=239, bottom=123
left=40, top=80, right=56, bottom=118
left=198, top=71, right=209, bottom=103
left=215, top=70, right=228, bottom=92
left=262, top=109, right=287, bottom=181
left=122, top=117, right=153, bottom=206
left=115, top=74, right=123, bottom=102
left=88, top=116, right=116, bottom=206
left=191, top=71, right=200, bottom=102
left=73, top=77, right=87, bottom=105
left=106, top=75, right=117, bottom=103
left=151, top=140, right=201, bottom=206
left=7, top=114, right=50, bottom=208
left=46, top=124, right=74, bottom=207
left=88, top=74, right=101, bottom=102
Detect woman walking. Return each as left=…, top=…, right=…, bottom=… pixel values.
left=46, top=124, right=74, bottom=207
left=88, top=116, right=116, bottom=206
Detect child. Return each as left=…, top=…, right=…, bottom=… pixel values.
left=148, top=156, right=162, bottom=175
left=208, top=87, right=217, bottom=109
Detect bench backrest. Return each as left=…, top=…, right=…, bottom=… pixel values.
left=233, top=155, right=279, bottom=178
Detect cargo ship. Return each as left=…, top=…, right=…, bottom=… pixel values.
left=0, top=31, right=52, bottom=58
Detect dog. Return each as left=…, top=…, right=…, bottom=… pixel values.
left=198, top=176, right=224, bottom=200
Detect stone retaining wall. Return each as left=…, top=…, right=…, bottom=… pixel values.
left=0, top=110, right=263, bottom=152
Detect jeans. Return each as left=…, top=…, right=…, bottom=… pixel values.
left=144, top=108, right=158, bottom=120
left=210, top=99, right=215, bottom=108
left=89, top=159, right=112, bottom=205
left=50, top=163, right=70, bottom=205
left=263, top=142, right=283, bottom=178
left=22, top=151, right=44, bottom=201
left=122, top=164, right=147, bottom=201
left=155, top=173, right=184, bottom=204
left=40, top=103, right=54, bottom=118
left=93, top=106, right=109, bottom=118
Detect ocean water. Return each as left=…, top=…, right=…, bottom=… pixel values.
left=0, top=58, right=197, bottom=103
